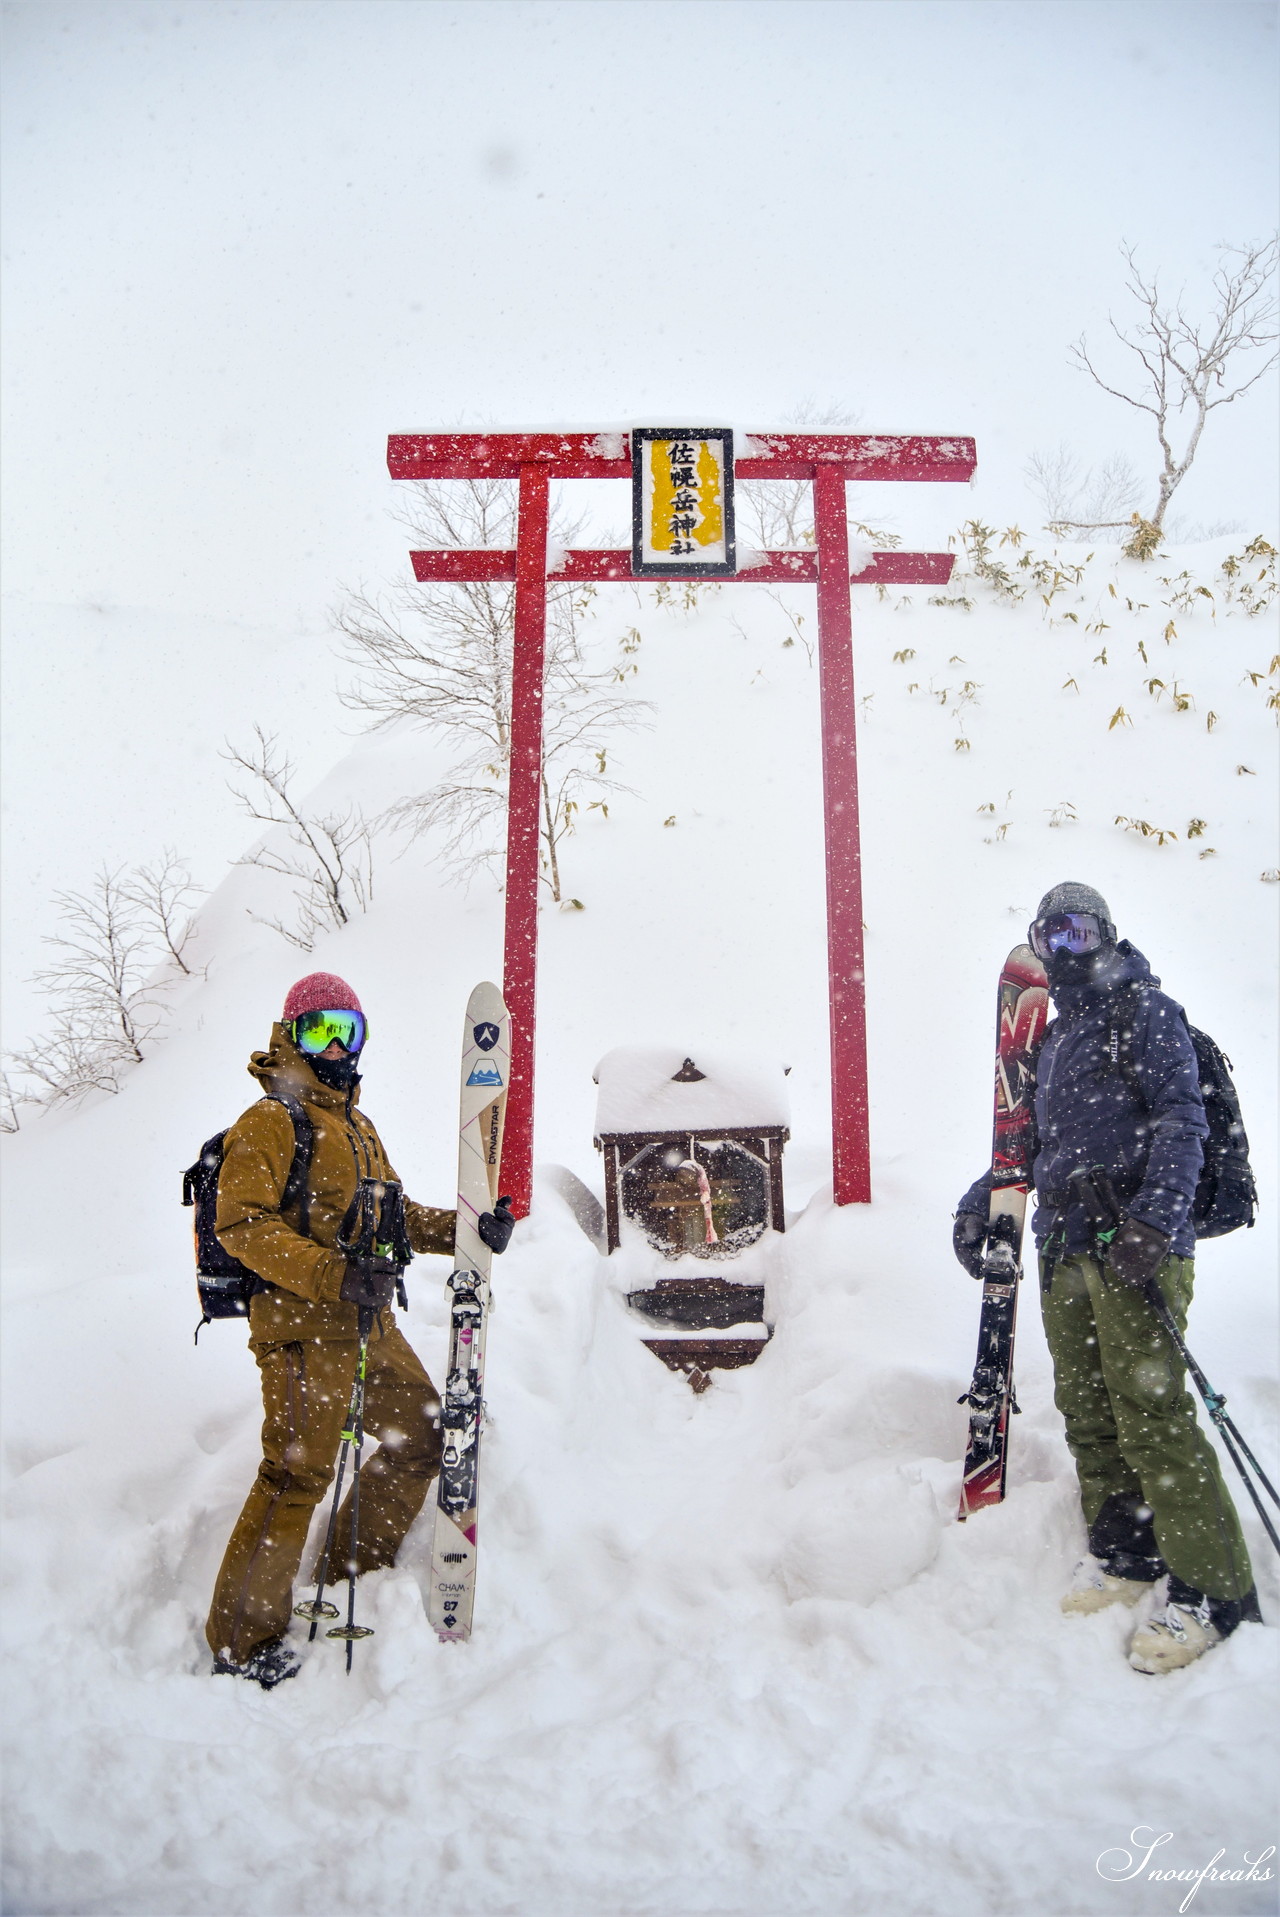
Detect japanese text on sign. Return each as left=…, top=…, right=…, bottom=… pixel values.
left=631, top=428, right=736, bottom=576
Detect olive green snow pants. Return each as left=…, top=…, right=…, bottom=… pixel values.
left=1039, top=1250, right=1253, bottom=1602
left=205, top=1323, right=441, bottom=1664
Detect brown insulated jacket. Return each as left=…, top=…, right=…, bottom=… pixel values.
left=215, top=1023, right=455, bottom=1344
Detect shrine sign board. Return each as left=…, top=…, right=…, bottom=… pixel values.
left=387, top=428, right=978, bottom=1217
left=631, top=428, right=736, bottom=576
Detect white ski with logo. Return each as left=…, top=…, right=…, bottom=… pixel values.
left=426, top=981, right=510, bottom=1642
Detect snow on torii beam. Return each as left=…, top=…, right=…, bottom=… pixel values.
left=387, top=430, right=977, bottom=1215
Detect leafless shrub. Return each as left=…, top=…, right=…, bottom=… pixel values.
left=34, top=868, right=159, bottom=1063
left=7, top=1018, right=132, bottom=1107
left=1025, top=444, right=1144, bottom=542
left=1, top=1070, right=23, bottom=1133
left=4, top=860, right=199, bottom=1110
left=337, top=479, right=529, bottom=745
left=1059, top=239, right=1278, bottom=546
left=224, top=727, right=374, bottom=950
left=336, top=477, right=648, bottom=903
left=121, top=847, right=204, bottom=974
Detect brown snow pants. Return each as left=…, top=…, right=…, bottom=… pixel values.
left=205, top=1322, right=441, bottom=1664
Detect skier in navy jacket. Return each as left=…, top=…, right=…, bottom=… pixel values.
left=954, top=883, right=1258, bottom=1674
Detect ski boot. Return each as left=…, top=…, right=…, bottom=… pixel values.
left=1128, top=1577, right=1261, bottom=1673
left=212, top=1636, right=302, bottom=1690
left=1061, top=1556, right=1154, bottom=1616
left=1128, top=1598, right=1221, bottom=1673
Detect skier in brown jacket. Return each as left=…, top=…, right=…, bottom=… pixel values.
left=205, top=971, right=513, bottom=1687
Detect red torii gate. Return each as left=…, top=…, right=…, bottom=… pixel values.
left=387, top=430, right=977, bottom=1217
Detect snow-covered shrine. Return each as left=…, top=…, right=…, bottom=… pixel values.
left=593, top=1047, right=790, bottom=1393
left=592, top=1047, right=790, bottom=1256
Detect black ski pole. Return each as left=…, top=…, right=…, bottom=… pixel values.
left=1069, top=1168, right=1280, bottom=1559
left=294, top=1361, right=362, bottom=1638
left=1137, top=1276, right=1280, bottom=1558
left=326, top=1304, right=376, bottom=1671
left=305, top=1179, right=411, bottom=1668
left=1135, top=1276, right=1279, bottom=1505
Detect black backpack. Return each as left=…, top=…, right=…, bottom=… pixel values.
left=1109, top=994, right=1258, bottom=1240
left=182, top=1093, right=313, bottom=1335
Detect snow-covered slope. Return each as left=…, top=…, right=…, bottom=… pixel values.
left=2, top=538, right=1277, bottom=1916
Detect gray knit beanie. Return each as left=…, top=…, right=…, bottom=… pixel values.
left=1033, top=882, right=1117, bottom=942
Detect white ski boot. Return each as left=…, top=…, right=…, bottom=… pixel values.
left=1128, top=1598, right=1222, bottom=1675
left=1060, top=1556, right=1152, bottom=1616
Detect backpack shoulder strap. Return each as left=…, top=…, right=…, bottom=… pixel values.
left=264, top=1092, right=315, bottom=1238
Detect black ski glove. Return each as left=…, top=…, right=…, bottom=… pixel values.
left=478, top=1196, right=515, bottom=1255
left=339, top=1260, right=396, bottom=1311
left=953, top=1211, right=988, bottom=1279
left=1105, top=1217, right=1171, bottom=1291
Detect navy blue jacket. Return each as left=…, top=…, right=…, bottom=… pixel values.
left=960, top=943, right=1207, bottom=1259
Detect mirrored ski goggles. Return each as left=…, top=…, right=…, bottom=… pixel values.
left=291, top=1009, right=367, bottom=1055
left=1029, top=912, right=1106, bottom=960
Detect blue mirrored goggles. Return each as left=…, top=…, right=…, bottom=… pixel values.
left=1029, top=912, right=1106, bottom=959
left=291, top=1009, right=367, bottom=1055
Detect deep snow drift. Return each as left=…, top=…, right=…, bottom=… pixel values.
left=2, top=535, right=1277, bottom=1916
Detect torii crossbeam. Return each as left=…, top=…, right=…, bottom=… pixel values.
left=387, top=430, right=977, bottom=1216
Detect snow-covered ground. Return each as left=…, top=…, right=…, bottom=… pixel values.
left=2, top=535, right=1277, bottom=1915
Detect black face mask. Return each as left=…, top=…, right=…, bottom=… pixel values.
left=1046, top=943, right=1114, bottom=994
left=308, top=1051, right=362, bottom=1091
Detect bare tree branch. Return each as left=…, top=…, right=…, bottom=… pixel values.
left=336, top=475, right=649, bottom=902
left=7, top=1017, right=133, bottom=1106
left=223, top=727, right=375, bottom=948
left=4, top=859, right=201, bottom=1109
left=121, top=848, right=204, bottom=974
left=34, top=868, right=160, bottom=1064
left=1067, top=238, right=1278, bottom=540
left=1026, top=444, right=1145, bottom=541
left=0, top=1069, right=24, bottom=1133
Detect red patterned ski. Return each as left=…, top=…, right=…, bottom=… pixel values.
left=958, top=944, right=1049, bottom=1518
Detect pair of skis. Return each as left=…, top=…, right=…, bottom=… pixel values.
left=958, top=944, right=1049, bottom=1519
left=425, top=982, right=511, bottom=1642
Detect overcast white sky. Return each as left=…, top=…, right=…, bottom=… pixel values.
left=3, top=0, right=1278, bottom=632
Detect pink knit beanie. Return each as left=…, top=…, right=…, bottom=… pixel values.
left=282, top=973, right=363, bottom=1020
